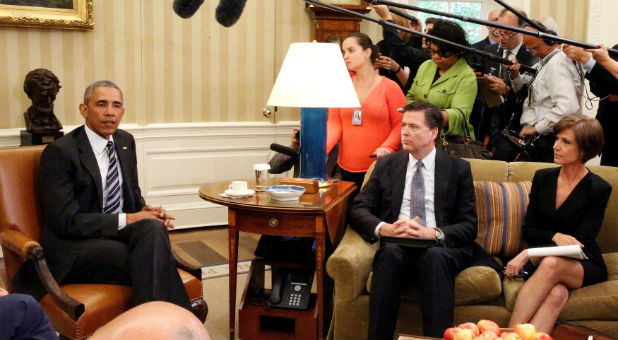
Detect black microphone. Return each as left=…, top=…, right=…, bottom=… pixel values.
left=270, top=143, right=300, bottom=158
left=215, top=0, right=247, bottom=27
left=173, top=0, right=205, bottom=19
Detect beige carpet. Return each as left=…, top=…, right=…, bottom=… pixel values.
left=203, top=267, right=272, bottom=340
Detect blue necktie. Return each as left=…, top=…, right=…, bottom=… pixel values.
left=103, top=141, right=121, bottom=214
left=410, top=162, right=426, bottom=226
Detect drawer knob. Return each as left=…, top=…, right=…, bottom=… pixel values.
left=268, top=218, right=279, bottom=228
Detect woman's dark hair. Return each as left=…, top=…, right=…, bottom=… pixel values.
left=553, top=114, right=604, bottom=163
left=427, top=19, right=469, bottom=58
left=344, top=32, right=379, bottom=63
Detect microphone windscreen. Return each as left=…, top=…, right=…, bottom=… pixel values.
left=215, top=0, right=247, bottom=27
left=270, top=143, right=300, bottom=157
left=173, top=0, right=205, bottom=19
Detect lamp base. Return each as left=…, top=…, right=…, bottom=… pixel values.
left=299, top=107, right=328, bottom=181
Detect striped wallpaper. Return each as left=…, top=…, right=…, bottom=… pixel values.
left=529, top=0, right=589, bottom=42
left=0, top=0, right=593, bottom=130
left=0, top=0, right=312, bottom=129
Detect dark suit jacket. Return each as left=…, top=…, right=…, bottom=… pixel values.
left=349, top=149, right=477, bottom=249
left=14, top=126, right=145, bottom=296
left=472, top=36, right=497, bottom=52
left=523, top=168, right=611, bottom=269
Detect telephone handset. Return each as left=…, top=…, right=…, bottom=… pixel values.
left=268, top=269, right=314, bottom=310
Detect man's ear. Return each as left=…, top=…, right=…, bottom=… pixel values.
left=431, top=127, right=439, bottom=141
left=79, top=104, right=88, bottom=119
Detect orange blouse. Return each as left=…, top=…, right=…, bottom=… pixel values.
left=327, top=76, right=406, bottom=173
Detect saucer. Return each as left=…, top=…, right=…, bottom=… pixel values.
left=222, top=189, right=255, bottom=198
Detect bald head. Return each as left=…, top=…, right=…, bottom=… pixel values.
left=90, top=302, right=210, bottom=340
left=486, top=9, right=502, bottom=41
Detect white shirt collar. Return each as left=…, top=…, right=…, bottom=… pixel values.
left=84, top=125, right=114, bottom=155
left=408, top=147, right=436, bottom=171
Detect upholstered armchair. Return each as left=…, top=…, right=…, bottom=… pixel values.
left=0, top=145, right=207, bottom=339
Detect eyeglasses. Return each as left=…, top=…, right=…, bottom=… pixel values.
left=498, top=30, right=517, bottom=39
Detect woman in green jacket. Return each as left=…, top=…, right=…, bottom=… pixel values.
left=406, top=19, right=478, bottom=139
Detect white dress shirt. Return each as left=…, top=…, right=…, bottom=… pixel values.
left=375, top=148, right=437, bottom=236
left=84, top=125, right=126, bottom=229
left=517, top=49, right=584, bottom=135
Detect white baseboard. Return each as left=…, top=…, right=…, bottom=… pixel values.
left=0, top=122, right=299, bottom=238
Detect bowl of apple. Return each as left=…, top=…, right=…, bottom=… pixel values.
left=444, top=320, right=552, bottom=340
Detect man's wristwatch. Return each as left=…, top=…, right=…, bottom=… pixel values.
left=435, top=228, right=445, bottom=240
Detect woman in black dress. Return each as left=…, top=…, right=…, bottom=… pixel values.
left=505, top=115, right=612, bottom=333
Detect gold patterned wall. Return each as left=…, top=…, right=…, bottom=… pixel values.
left=0, top=0, right=313, bottom=129
left=528, top=0, right=588, bottom=42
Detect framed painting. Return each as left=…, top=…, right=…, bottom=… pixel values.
left=0, top=0, right=93, bottom=30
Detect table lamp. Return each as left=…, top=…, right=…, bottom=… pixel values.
left=267, top=42, right=360, bottom=181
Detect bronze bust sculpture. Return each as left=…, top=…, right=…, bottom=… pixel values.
left=23, top=69, right=63, bottom=133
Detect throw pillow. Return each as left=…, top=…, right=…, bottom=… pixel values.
left=474, top=181, right=532, bottom=259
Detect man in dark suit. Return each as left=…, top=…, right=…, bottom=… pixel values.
left=13, top=81, right=190, bottom=309
left=478, top=9, right=537, bottom=144
left=350, top=102, right=478, bottom=339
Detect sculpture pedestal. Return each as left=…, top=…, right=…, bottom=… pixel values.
left=20, top=130, right=64, bottom=146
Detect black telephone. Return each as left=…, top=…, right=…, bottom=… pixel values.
left=268, top=268, right=314, bottom=310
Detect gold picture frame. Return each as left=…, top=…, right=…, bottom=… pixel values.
left=0, top=0, right=93, bottom=30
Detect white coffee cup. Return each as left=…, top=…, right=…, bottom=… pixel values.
left=228, top=181, right=248, bottom=195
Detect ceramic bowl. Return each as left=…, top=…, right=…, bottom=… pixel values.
left=264, top=185, right=306, bottom=201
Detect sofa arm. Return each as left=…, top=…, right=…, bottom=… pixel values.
left=326, top=227, right=377, bottom=302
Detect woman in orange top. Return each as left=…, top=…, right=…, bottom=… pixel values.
left=327, top=32, right=407, bottom=192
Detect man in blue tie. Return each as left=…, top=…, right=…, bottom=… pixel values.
left=349, top=102, right=479, bottom=339
left=12, top=81, right=191, bottom=310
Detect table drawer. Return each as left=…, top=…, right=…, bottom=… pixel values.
left=233, top=209, right=319, bottom=236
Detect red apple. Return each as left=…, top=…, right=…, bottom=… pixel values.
left=458, top=322, right=480, bottom=336
left=477, top=330, right=498, bottom=340
left=477, top=319, right=500, bottom=335
left=514, top=324, right=537, bottom=340
left=532, top=332, right=553, bottom=340
left=444, top=327, right=461, bottom=340
left=453, top=328, right=475, bottom=340
left=502, top=332, right=523, bottom=340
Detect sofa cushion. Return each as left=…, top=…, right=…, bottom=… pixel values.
left=367, top=266, right=502, bottom=305
left=474, top=181, right=531, bottom=258
left=559, top=280, right=618, bottom=320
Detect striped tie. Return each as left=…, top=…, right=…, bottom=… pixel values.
left=410, top=162, right=426, bottom=226
left=103, top=141, right=121, bottom=214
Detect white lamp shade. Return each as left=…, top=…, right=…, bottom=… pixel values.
left=267, top=42, right=361, bottom=108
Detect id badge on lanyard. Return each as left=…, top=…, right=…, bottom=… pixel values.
left=352, top=109, right=362, bottom=125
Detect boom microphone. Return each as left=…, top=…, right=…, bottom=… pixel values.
left=173, top=0, right=205, bottom=19
left=215, top=0, right=247, bottom=27
left=270, top=143, right=300, bottom=158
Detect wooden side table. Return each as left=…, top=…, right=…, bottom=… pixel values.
left=199, top=180, right=356, bottom=340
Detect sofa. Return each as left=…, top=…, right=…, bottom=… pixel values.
left=326, top=159, right=618, bottom=339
